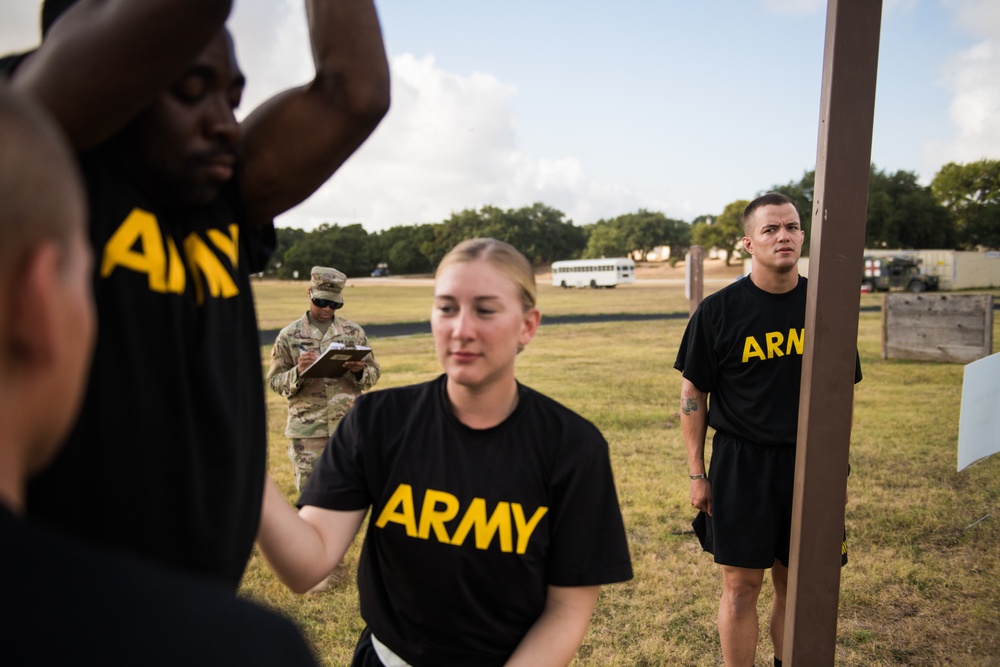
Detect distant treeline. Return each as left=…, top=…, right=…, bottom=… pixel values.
left=267, top=203, right=691, bottom=278
left=266, top=160, right=1000, bottom=278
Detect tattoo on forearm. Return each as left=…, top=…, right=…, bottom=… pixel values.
left=681, top=397, right=699, bottom=415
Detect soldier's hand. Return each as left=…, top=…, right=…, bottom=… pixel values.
left=690, top=480, right=712, bottom=516
left=297, top=351, right=319, bottom=373
left=342, top=360, right=366, bottom=375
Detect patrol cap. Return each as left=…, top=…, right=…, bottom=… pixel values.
left=309, top=266, right=346, bottom=304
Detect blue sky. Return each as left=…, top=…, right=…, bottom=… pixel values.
left=3, top=0, right=998, bottom=232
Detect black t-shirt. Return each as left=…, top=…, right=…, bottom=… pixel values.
left=300, top=375, right=633, bottom=667
left=25, top=145, right=274, bottom=588
left=675, top=275, right=860, bottom=445
left=0, top=505, right=318, bottom=666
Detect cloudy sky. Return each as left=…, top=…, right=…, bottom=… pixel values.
left=3, top=0, right=998, bottom=232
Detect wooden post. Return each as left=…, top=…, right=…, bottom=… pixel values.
left=784, top=1, right=882, bottom=665
left=687, top=245, right=704, bottom=316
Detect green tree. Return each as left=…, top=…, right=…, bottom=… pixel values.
left=372, top=224, right=437, bottom=275
left=622, top=209, right=690, bottom=261
left=660, top=216, right=692, bottom=260
left=279, top=223, right=372, bottom=278
left=867, top=167, right=953, bottom=249
left=582, top=210, right=691, bottom=261
left=266, top=226, right=308, bottom=275
left=428, top=203, right=585, bottom=268
left=931, top=159, right=1000, bottom=249
left=582, top=219, right=629, bottom=258
left=771, top=166, right=955, bottom=251
left=503, top=203, right=587, bottom=265
left=693, top=200, right=747, bottom=265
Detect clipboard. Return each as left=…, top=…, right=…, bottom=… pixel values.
left=299, top=343, right=371, bottom=379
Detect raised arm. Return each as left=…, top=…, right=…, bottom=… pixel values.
left=10, top=0, right=231, bottom=150
left=256, top=475, right=366, bottom=593
left=680, top=376, right=712, bottom=516
left=237, top=0, right=391, bottom=227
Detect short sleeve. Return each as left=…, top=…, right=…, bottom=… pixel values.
left=297, top=398, right=372, bottom=511
left=544, top=425, right=633, bottom=587
left=674, top=303, right=718, bottom=394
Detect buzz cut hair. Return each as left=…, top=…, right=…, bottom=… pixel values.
left=743, top=192, right=797, bottom=236
left=0, top=85, right=84, bottom=277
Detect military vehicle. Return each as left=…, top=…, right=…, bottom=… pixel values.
left=861, top=255, right=939, bottom=293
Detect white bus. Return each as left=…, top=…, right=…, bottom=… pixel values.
left=550, top=258, right=636, bottom=288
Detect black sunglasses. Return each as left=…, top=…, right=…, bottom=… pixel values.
left=311, top=297, right=340, bottom=309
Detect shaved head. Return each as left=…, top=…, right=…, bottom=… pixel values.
left=0, top=84, right=86, bottom=285
left=0, top=82, right=94, bottom=489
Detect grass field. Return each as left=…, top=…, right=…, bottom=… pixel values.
left=242, top=278, right=1000, bottom=666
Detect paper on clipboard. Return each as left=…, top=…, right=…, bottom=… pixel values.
left=299, top=343, right=371, bottom=379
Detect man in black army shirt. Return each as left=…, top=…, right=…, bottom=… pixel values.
left=3, top=0, right=390, bottom=589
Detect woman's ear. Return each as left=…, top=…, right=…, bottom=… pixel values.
left=518, top=308, right=542, bottom=351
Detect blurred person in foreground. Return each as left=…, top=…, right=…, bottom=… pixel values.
left=675, top=192, right=860, bottom=667
left=0, top=83, right=317, bottom=667
left=2, top=0, right=389, bottom=588
left=258, top=238, right=634, bottom=666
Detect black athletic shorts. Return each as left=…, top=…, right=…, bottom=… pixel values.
left=692, top=431, right=848, bottom=569
left=697, top=430, right=796, bottom=569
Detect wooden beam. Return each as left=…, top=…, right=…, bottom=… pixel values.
left=687, top=245, right=705, bottom=315
left=784, top=1, right=883, bottom=665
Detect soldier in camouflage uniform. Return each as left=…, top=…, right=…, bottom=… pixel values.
left=267, top=267, right=380, bottom=492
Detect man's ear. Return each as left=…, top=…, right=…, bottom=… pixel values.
left=5, top=242, right=62, bottom=376
left=741, top=236, right=753, bottom=255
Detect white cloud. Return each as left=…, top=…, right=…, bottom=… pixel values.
left=947, top=0, right=1000, bottom=40
left=0, top=2, right=40, bottom=52
left=763, top=0, right=824, bottom=16
left=268, top=51, right=645, bottom=231
left=0, top=0, right=664, bottom=232
left=13, top=0, right=995, bottom=232
left=227, top=1, right=653, bottom=232
left=925, top=40, right=1000, bottom=164
left=923, top=1, right=1000, bottom=169
left=764, top=0, right=915, bottom=19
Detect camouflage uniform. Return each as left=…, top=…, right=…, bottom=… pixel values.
left=267, top=269, right=380, bottom=492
